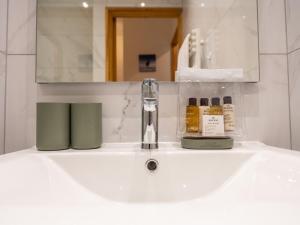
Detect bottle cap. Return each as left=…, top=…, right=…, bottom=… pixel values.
left=189, top=98, right=197, bottom=106
left=211, top=97, right=220, bottom=106
left=223, top=96, right=232, bottom=104
left=200, top=98, right=209, bottom=106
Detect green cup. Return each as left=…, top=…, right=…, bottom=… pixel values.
left=71, top=103, right=102, bottom=149
left=36, top=103, right=70, bottom=151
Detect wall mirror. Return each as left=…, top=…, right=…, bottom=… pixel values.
left=36, top=0, right=259, bottom=83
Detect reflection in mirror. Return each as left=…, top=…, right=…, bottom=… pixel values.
left=115, top=18, right=178, bottom=81
left=108, top=8, right=182, bottom=82
left=36, top=0, right=259, bottom=83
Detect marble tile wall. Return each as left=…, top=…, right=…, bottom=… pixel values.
left=182, top=0, right=259, bottom=82
left=0, top=0, right=293, bottom=153
left=286, top=0, right=300, bottom=150
left=7, top=0, right=36, bottom=54
left=286, top=0, right=300, bottom=53
left=0, top=0, right=8, bottom=155
left=243, top=55, right=290, bottom=148
left=37, top=83, right=178, bottom=144
left=3, top=0, right=37, bottom=153
left=258, top=0, right=287, bottom=54
left=0, top=52, right=5, bottom=154
left=5, top=55, right=36, bottom=153
left=244, top=0, right=290, bottom=149
left=288, top=51, right=300, bottom=150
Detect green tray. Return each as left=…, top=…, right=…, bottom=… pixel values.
left=181, top=136, right=234, bottom=150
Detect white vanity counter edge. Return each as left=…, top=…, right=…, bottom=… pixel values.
left=0, top=142, right=299, bottom=225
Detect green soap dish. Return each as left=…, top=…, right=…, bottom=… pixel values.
left=181, top=136, right=234, bottom=150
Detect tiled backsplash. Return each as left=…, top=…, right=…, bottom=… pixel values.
left=37, top=82, right=179, bottom=143
left=286, top=0, right=300, bottom=150
left=0, top=0, right=297, bottom=153
left=0, top=52, right=5, bottom=155
left=0, top=0, right=8, bottom=155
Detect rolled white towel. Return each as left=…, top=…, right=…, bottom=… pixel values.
left=177, top=33, right=190, bottom=71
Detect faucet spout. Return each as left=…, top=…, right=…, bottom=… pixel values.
left=141, top=79, right=159, bottom=150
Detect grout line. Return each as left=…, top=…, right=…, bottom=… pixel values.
left=284, top=0, right=293, bottom=150
left=7, top=53, right=36, bottom=56
left=35, top=0, right=38, bottom=83
left=256, top=0, right=261, bottom=82
left=259, top=53, right=287, bottom=56
left=286, top=54, right=293, bottom=150
left=284, top=0, right=288, bottom=54
left=3, top=0, right=9, bottom=154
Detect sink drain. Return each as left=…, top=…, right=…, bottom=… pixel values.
left=145, top=159, right=159, bottom=172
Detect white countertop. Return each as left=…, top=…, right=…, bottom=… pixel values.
left=0, top=142, right=299, bottom=225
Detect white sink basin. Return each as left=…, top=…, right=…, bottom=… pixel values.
left=0, top=142, right=300, bottom=225
left=47, top=151, right=254, bottom=203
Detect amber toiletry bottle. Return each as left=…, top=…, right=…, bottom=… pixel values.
left=223, top=96, right=235, bottom=131
left=209, top=97, right=223, bottom=115
left=199, top=98, right=210, bottom=133
left=186, top=98, right=199, bottom=133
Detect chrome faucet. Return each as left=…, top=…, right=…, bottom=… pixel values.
left=141, top=79, right=159, bottom=150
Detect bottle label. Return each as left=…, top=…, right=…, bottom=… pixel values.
left=202, top=115, right=225, bottom=136
left=199, top=106, right=210, bottom=133
left=223, top=104, right=235, bottom=131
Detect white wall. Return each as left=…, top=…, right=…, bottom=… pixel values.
left=0, top=0, right=293, bottom=154
left=286, top=0, right=300, bottom=150
left=122, top=18, right=177, bottom=81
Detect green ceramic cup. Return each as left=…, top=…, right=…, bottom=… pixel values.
left=71, top=103, right=102, bottom=149
left=36, top=103, right=70, bottom=151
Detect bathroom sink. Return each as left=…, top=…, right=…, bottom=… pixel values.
left=46, top=151, right=254, bottom=203
left=0, top=142, right=300, bottom=225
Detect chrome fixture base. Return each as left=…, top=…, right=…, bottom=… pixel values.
left=141, top=79, right=159, bottom=150
left=141, top=143, right=159, bottom=150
